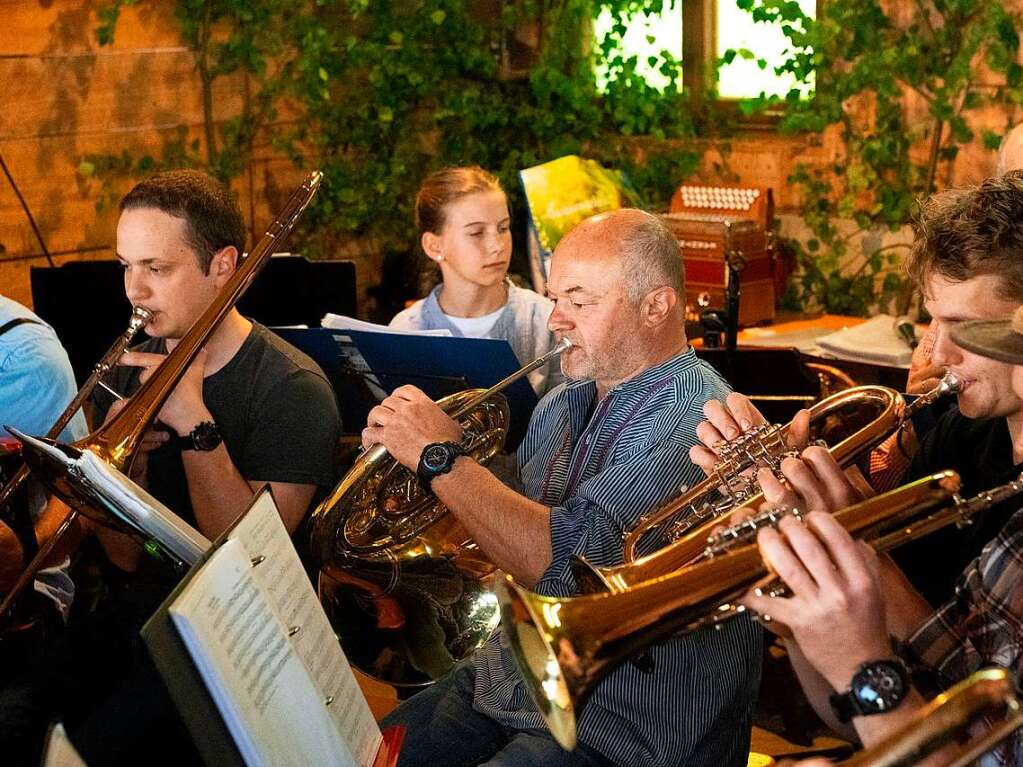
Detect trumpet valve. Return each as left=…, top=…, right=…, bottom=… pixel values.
left=703, top=505, right=804, bottom=558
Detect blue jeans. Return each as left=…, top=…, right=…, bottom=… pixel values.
left=381, top=663, right=612, bottom=767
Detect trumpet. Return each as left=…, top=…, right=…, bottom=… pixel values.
left=1, top=172, right=322, bottom=616
left=497, top=469, right=1023, bottom=751
left=840, top=668, right=1023, bottom=767
left=572, top=373, right=961, bottom=595
left=309, top=338, right=571, bottom=687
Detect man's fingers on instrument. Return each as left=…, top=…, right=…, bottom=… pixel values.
left=779, top=456, right=832, bottom=513
left=726, top=505, right=757, bottom=527
left=696, top=420, right=726, bottom=452
left=391, top=384, right=427, bottom=401
left=119, top=350, right=165, bottom=368
left=788, top=409, right=812, bottom=450
left=738, top=589, right=795, bottom=639
left=361, top=426, right=382, bottom=450
left=778, top=514, right=845, bottom=595
left=702, top=399, right=742, bottom=441
left=689, top=444, right=718, bottom=476
left=806, top=512, right=875, bottom=586
left=757, top=468, right=798, bottom=508
left=724, top=391, right=766, bottom=430
left=366, top=404, right=395, bottom=427
left=801, top=446, right=861, bottom=509
left=757, top=525, right=819, bottom=599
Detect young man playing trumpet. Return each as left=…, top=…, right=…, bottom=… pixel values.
left=735, top=307, right=1023, bottom=765
left=694, top=173, right=1023, bottom=608
left=367, top=209, right=763, bottom=767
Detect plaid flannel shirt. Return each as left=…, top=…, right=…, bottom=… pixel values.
left=903, top=505, right=1023, bottom=764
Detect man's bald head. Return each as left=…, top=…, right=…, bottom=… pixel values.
left=998, top=123, right=1023, bottom=176
left=558, top=208, right=684, bottom=305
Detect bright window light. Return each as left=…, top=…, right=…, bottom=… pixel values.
left=594, top=1, right=683, bottom=93
left=717, top=0, right=815, bottom=100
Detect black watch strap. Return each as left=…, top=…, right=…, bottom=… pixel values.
left=417, top=441, right=466, bottom=487
left=829, top=659, right=910, bottom=723
left=173, top=420, right=223, bottom=452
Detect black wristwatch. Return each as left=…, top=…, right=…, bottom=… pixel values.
left=829, top=659, right=910, bottom=723
left=174, top=420, right=223, bottom=452
left=417, top=442, right=466, bottom=488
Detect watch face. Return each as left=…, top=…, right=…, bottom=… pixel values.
left=853, top=661, right=907, bottom=714
left=423, top=444, right=452, bottom=471
left=192, top=422, right=222, bottom=451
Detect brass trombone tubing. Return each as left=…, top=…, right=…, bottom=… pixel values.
left=1, top=171, right=321, bottom=614
left=498, top=471, right=964, bottom=751
left=0, top=305, right=152, bottom=516
left=840, top=668, right=1023, bottom=767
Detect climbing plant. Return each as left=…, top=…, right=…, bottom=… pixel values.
left=84, top=0, right=717, bottom=261
left=734, top=0, right=1023, bottom=315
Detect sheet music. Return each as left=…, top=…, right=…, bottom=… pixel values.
left=170, top=539, right=357, bottom=767
left=77, top=449, right=211, bottom=565
left=227, top=490, right=382, bottom=766
left=322, top=313, right=452, bottom=337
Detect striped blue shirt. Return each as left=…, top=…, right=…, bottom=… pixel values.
left=471, top=347, right=764, bottom=766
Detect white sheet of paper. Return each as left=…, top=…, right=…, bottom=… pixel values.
left=227, top=490, right=382, bottom=766
left=321, top=312, right=452, bottom=336
left=169, top=539, right=357, bottom=767
left=77, top=449, right=211, bottom=565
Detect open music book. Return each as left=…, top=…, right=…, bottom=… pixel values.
left=143, top=487, right=400, bottom=767
left=9, top=429, right=210, bottom=567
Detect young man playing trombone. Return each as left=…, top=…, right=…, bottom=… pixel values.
left=366, top=209, right=763, bottom=767
left=0, top=169, right=341, bottom=764
left=733, top=308, right=1023, bottom=766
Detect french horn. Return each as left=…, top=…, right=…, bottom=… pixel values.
left=3, top=171, right=322, bottom=611
left=309, top=338, right=571, bottom=687
left=572, top=373, right=960, bottom=594
left=498, top=469, right=1023, bottom=751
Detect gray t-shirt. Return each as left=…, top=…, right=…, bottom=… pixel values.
left=93, top=322, right=341, bottom=533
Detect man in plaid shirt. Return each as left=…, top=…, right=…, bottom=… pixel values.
left=734, top=307, right=1023, bottom=765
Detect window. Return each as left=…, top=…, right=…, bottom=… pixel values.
left=593, top=0, right=815, bottom=103
left=594, top=1, right=683, bottom=93
left=716, top=0, right=815, bottom=100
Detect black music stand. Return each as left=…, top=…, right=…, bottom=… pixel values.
left=31, top=254, right=357, bottom=385
left=696, top=347, right=821, bottom=424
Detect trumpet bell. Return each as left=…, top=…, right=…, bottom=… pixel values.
left=496, top=575, right=579, bottom=751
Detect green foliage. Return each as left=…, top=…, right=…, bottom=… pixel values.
left=734, top=0, right=1023, bottom=315
left=85, top=0, right=715, bottom=260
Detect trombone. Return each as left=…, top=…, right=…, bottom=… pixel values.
left=497, top=470, right=1023, bottom=751
left=0, top=171, right=322, bottom=616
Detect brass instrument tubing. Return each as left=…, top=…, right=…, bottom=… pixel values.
left=2, top=172, right=321, bottom=616
left=0, top=305, right=151, bottom=514
left=450, top=338, right=572, bottom=419
left=0, top=306, right=151, bottom=618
